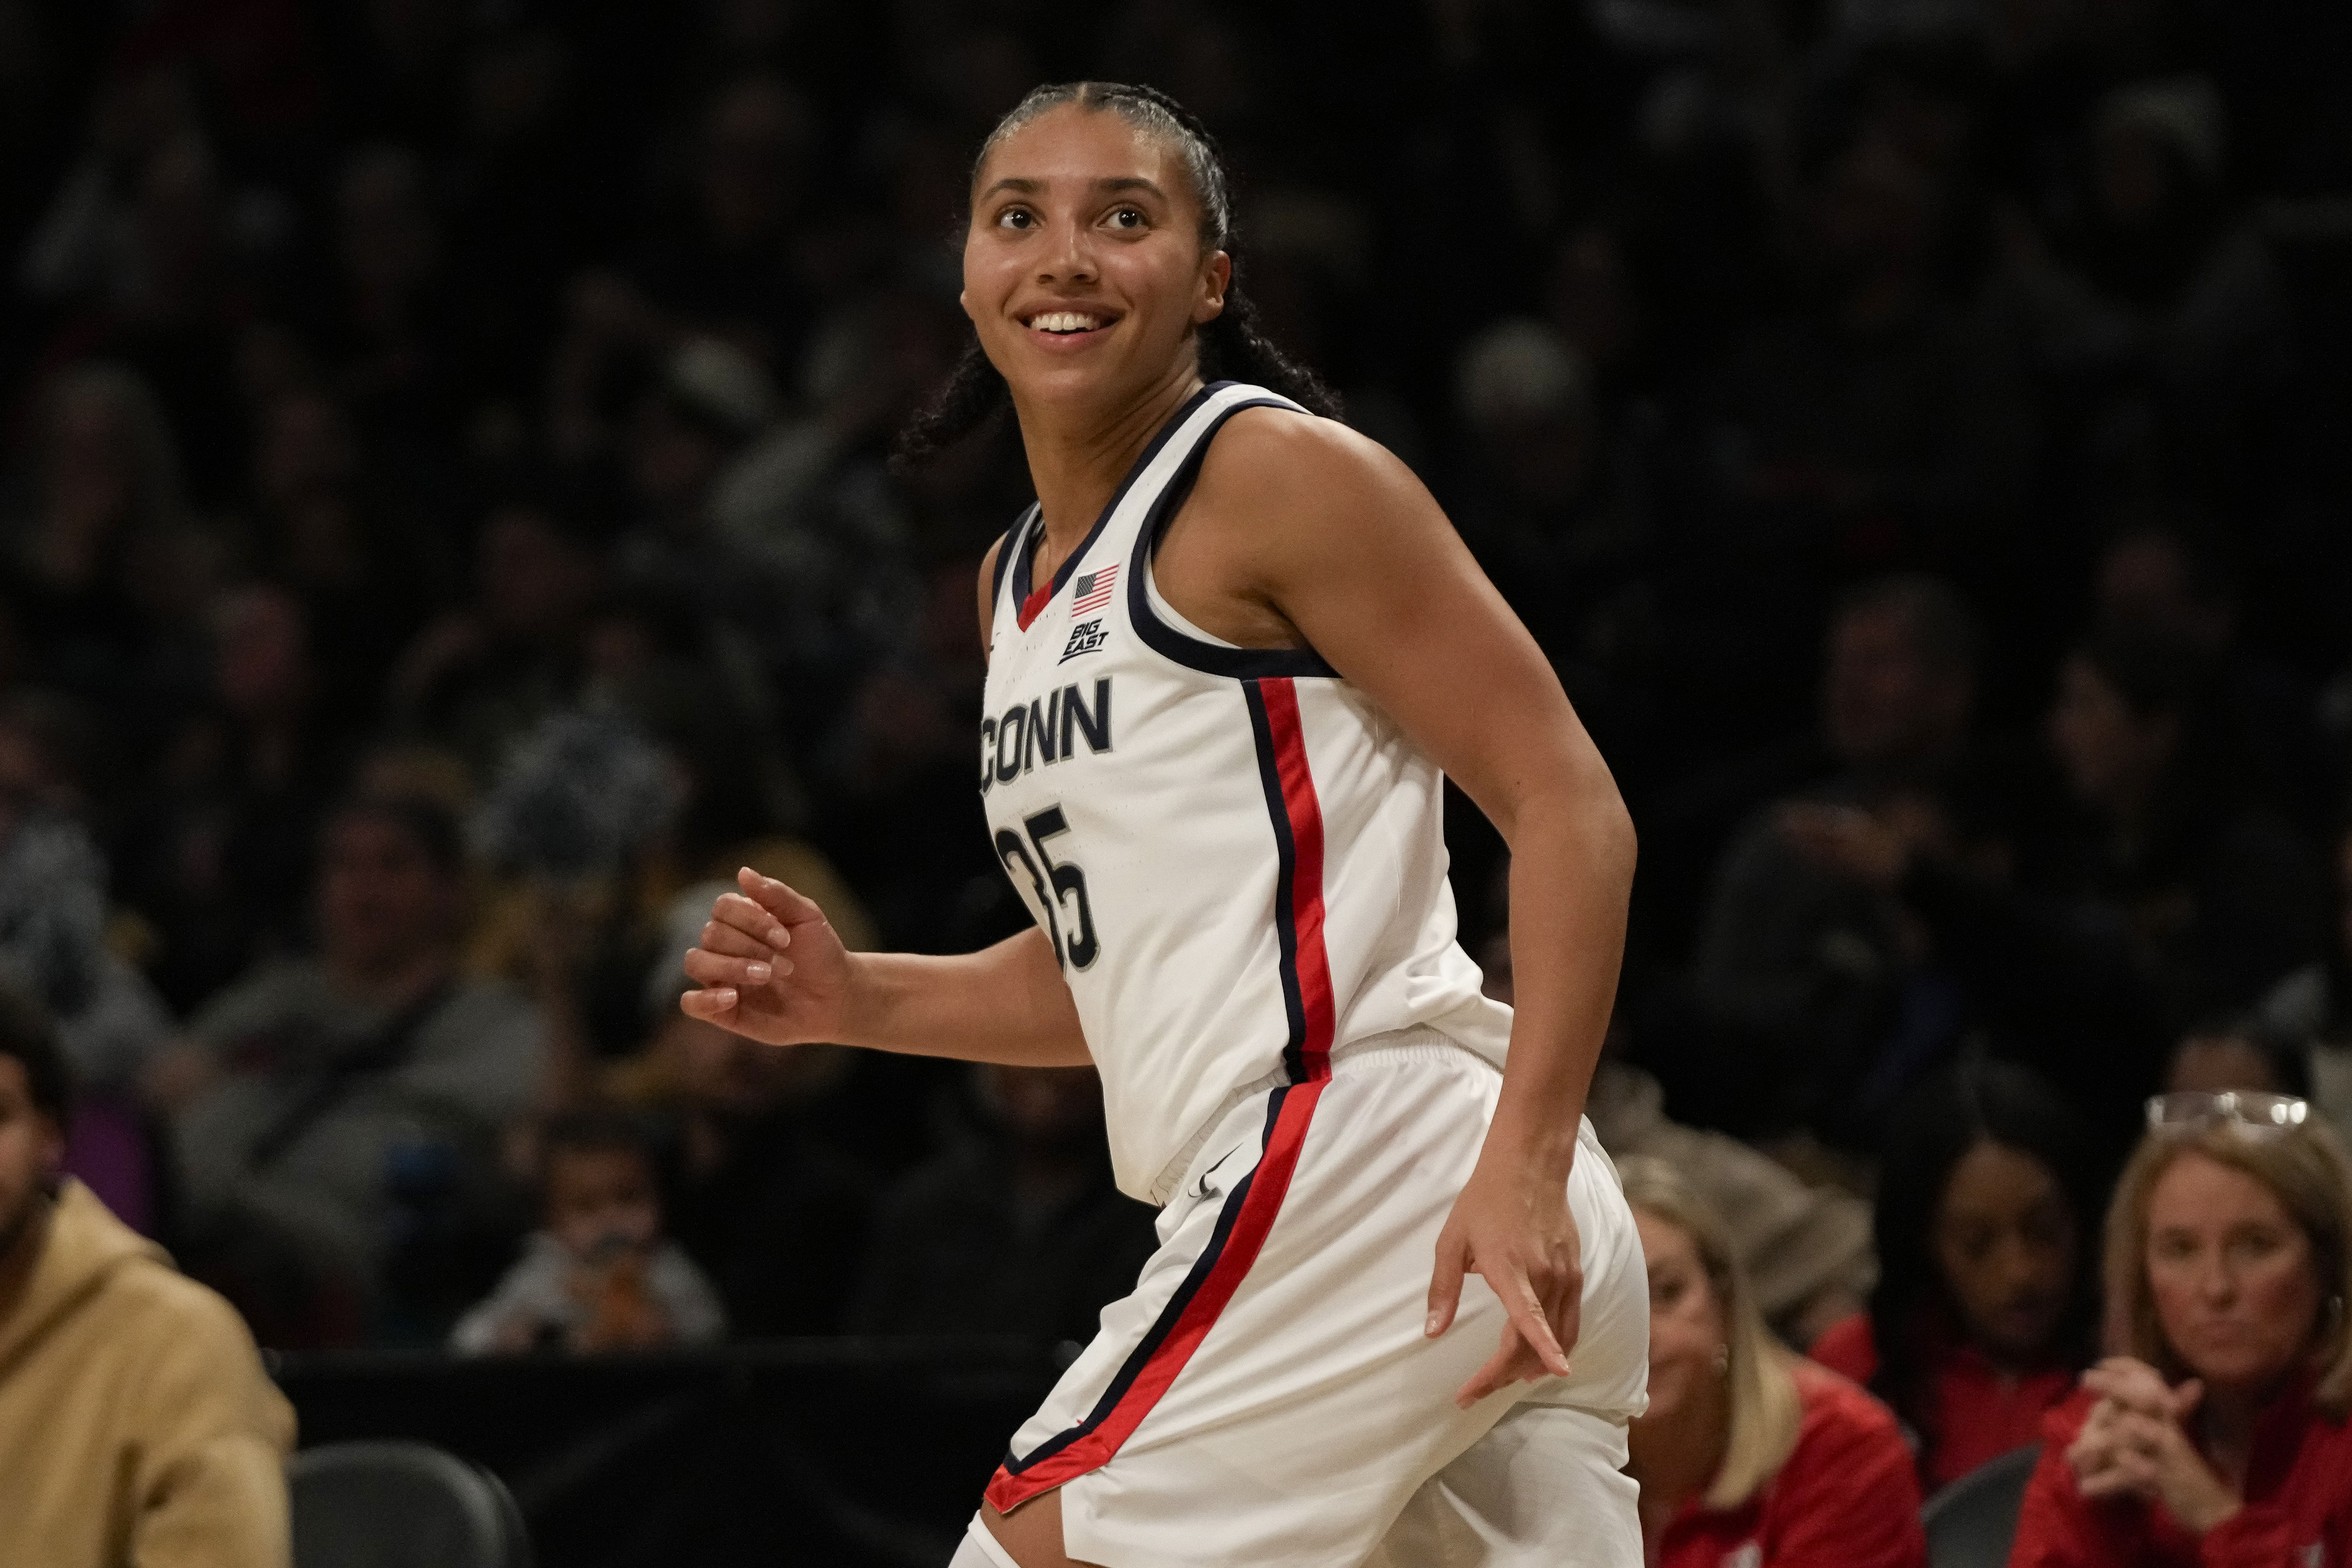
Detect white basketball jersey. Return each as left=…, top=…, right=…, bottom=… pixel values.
left=979, top=381, right=1512, bottom=1202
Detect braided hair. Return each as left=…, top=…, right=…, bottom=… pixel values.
left=894, top=81, right=1341, bottom=468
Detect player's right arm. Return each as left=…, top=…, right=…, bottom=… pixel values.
left=680, top=869, right=1089, bottom=1065
left=675, top=534, right=1091, bottom=1069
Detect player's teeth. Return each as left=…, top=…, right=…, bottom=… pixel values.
left=1033, top=312, right=1101, bottom=332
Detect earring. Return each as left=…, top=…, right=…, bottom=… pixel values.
left=1713, top=1344, right=1731, bottom=1377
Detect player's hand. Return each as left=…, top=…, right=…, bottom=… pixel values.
left=679, top=867, right=858, bottom=1046
left=1425, top=1155, right=1582, bottom=1409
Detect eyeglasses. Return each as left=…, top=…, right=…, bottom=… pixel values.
left=2146, top=1091, right=2309, bottom=1138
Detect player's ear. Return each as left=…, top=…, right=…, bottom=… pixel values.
left=1193, top=249, right=1230, bottom=325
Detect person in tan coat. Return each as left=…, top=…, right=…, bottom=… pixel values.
left=0, top=986, right=296, bottom=1568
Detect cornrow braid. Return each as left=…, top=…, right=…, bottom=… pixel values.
left=894, top=80, right=1341, bottom=470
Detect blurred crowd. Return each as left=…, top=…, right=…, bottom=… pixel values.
left=0, top=0, right=2349, bottom=1468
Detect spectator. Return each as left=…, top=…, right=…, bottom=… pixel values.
left=2091, top=525, right=2331, bottom=831
left=388, top=500, right=607, bottom=776
left=242, top=387, right=438, bottom=719
left=850, top=1063, right=1157, bottom=1343
left=0, top=984, right=295, bottom=1568
left=452, top=1108, right=723, bottom=1355
left=1, top=361, right=211, bottom=733
left=1448, top=318, right=1647, bottom=669
left=0, top=690, right=174, bottom=1093
left=1811, top=1061, right=2105, bottom=1489
left=1790, top=625, right=2328, bottom=1133
left=168, top=794, right=542, bottom=1344
left=1686, top=573, right=1987, bottom=1137
left=1620, top=1157, right=1928, bottom=1568
left=2165, top=1017, right=2313, bottom=1100
left=1708, top=132, right=2033, bottom=577
left=117, top=583, right=354, bottom=1013
left=651, top=984, right=871, bottom=1337
left=2010, top=1094, right=2352, bottom=1564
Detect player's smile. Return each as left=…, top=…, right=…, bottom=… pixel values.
left=1016, top=301, right=1124, bottom=351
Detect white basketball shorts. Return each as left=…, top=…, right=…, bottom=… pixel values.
left=975, top=1029, right=1649, bottom=1567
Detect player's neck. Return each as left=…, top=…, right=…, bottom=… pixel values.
left=1015, top=363, right=1203, bottom=579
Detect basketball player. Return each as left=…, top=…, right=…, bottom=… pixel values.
left=682, top=83, right=1647, bottom=1567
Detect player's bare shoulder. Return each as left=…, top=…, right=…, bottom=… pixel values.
left=1195, top=404, right=1430, bottom=552
left=1177, top=402, right=1455, bottom=604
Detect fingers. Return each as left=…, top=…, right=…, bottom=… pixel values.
left=737, top=866, right=827, bottom=927
left=1425, top=1230, right=1468, bottom=1339
left=2076, top=1451, right=2158, bottom=1499
left=1553, top=1209, right=1585, bottom=1360
left=698, top=918, right=776, bottom=961
left=1551, top=1274, right=1584, bottom=1365
left=1453, top=1321, right=1548, bottom=1410
left=682, top=946, right=783, bottom=989
left=1444, top=1264, right=1570, bottom=1412
left=710, top=892, right=793, bottom=950
left=2082, top=1363, right=2176, bottom=1420
left=1502, top=1270, right=1572, bottom=1379
left=678, top=984, right=739, bottom=1022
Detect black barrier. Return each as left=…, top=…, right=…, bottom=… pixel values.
left=274, top=1340, right=1068, bottom=1568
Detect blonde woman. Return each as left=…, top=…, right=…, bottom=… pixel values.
left=1620, top=1157, right=1927, bottom=1568
left=2009, top=1092, right=2352, bottom=1566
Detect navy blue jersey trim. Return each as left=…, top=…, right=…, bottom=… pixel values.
left=1011, top=382, right=1224, bottom=613
left=989, top=506, right=1038, bottom=616
left=1243, top=680, right=1313, bottom=1085
left=998, top=1088, right=1288, bottom=1475
left=1124, top=399, right=1341, bottom=680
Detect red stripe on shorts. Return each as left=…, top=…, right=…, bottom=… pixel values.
left=983, top=1077, right=1327, bottom=1513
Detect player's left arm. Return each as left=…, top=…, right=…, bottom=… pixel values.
left=1181, top=408, right=1637, bottom=1408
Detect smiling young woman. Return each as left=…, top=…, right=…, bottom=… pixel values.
left=680, top=82, right=1647, bottom=1568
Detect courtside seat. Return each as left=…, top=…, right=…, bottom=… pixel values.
left=290, top=1440, right=532, bottom=1568
left=1921, top=1444, right=2039, bottom=1568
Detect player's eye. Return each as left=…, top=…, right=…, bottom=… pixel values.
left=1106, top=206, right=1147, bottom=230
left=997, top=207, right=1036, bottom=230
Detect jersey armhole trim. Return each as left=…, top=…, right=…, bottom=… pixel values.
left=992, top=506, right=1039, bottom=621
left=1124, top=398, right=1341, bottom=681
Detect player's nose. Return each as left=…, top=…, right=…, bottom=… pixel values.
left=1036, top=214, right=1099, bottom=284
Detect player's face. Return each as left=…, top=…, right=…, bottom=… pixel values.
left=962, top=106, right=1229, bottom=417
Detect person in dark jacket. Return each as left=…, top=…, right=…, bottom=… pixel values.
left=851, top=1063, right=1157, bottom=1343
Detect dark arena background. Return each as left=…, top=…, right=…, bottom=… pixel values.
left=1, top=2, right=2350, bottom=1566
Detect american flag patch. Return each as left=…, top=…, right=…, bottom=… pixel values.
left=1071, top=565, right=1119, bottom=614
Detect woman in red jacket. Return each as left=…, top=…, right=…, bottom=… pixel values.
left=1811, top=1060, right=2106, bottom=1490
left=2010, top=1092, right=2352, bottom=1567
left=1622, top=1158, right=1928, bottom=1568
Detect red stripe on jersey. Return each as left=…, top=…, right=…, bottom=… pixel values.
left=983, top=1078, right=1326, bottom=1513
left=1257, top=679, right=1336, bottom=1082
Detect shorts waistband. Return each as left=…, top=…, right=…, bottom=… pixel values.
left=1145, top=1024, right=1496, bottom=1205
